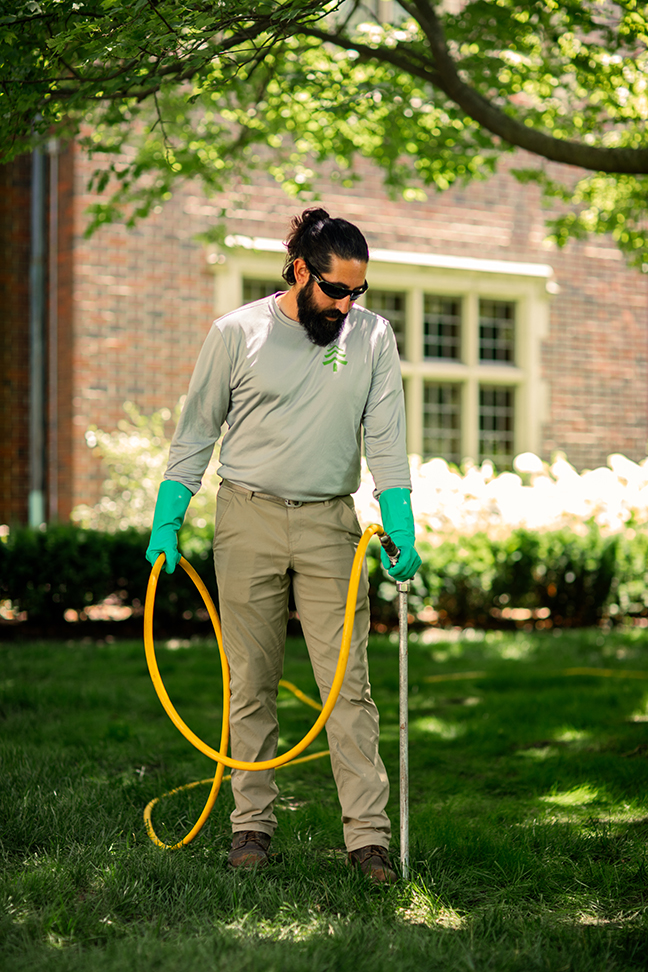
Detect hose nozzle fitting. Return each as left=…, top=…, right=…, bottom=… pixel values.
left=379, top=531, right=401, bottom=567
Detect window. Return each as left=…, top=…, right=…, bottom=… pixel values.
left=365, top=290, right=406, bottom=356
left=423, top=383, right=461, bottom=464
left=424, top=295, right=461, bottom=360
left=479, top=299, right=515, bottom=363
left=243, top=278, right=283, bottom=303
left=479, top=386, right=515, bottom=464
left=210, top=241, right=551, bottom=469
left=367, top=286, right=536, bottom=469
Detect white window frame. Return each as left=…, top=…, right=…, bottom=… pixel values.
left=206, top=237, right=554, bottom=463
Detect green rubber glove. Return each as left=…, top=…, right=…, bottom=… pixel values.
left=378, top=487, right=422, bottom=582
left=146, top=480, right=192, bottom=574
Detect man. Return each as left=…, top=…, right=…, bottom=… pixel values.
left=146, top=208, right=421, bottom=883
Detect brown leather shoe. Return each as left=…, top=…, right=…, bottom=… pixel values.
left=227, top=830, right=272, bottom=868
left=348, top=845, right=398, bottom=884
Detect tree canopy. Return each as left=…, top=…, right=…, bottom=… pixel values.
left=2, top=0, right=647, bottom=263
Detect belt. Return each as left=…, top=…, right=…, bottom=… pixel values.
left=220, top=480, right=337, bottom=509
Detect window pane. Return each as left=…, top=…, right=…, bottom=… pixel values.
left=365, top=290, right=406, bottom=357
left=423, top=383, right=461, bottom=463
left=479, top=299, right=515, bottom=363
left=479, top=386, right=514, bottom=466
left=243, top=279, right=283, bottom=303
left=423, top=295, right=461, bottom=360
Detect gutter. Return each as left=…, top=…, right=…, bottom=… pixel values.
left=29, top=146, right=46, bottom=527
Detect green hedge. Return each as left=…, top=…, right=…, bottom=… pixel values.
left=1, top=521, right=647, bottom=630
left=0, top=523, right=217, bottom=628
left=368, top=523, right=648, bottom=629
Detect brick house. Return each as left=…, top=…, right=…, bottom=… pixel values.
left=1, top=141, right=647, bottom=526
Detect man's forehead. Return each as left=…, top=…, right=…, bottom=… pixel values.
left=324, top=255, right=368, bottom=284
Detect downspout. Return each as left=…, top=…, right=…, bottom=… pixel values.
left=29, top=146, right=46, bottom=527
left=47, top=139, right=59, bottom=521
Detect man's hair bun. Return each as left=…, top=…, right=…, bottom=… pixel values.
left=282, top=208, right=368, bottom=285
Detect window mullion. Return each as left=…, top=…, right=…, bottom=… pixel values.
left=409, top=287, right=423, bottom=365
left=463, top=377, right=479, bottom=462
left=405, top=376, right=423, bottom=457
left=404, top=287, right=422, bottom=455
left=464, top=291, right=479, bottom=368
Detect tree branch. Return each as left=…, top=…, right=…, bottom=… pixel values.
left=406, top=0, right=648, bottom=174
left=147, top=0, right=177, bottom=36
left=12, top=17, right=277, bottom=105
left=295, top=26, right=442, bottom=88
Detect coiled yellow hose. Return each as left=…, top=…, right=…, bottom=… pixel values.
left=143, top=523, right=384, bottom=849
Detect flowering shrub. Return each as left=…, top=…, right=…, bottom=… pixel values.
left=355, top=452, right=648, bottom=628
left=71, top=399, right=221, bottom=557
left=353, top=452, right=648, bottom=540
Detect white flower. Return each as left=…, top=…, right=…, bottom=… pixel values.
left=352, top=451, right=648, bottom=541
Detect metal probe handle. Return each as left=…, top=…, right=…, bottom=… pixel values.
left=397, top=579, right=410, bottom=880
left=379, top=530, right=410, bottom=879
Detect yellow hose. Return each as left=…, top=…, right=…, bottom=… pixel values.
left=143, top=687, right=330, bottom=850
left=143, top=523, right=384, bottom=848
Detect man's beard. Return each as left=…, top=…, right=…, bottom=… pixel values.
left=297, top=279, right=348, bottom=347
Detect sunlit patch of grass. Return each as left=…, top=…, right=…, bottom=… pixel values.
left=410, top=715, right=466, bottom=740
left=540, top=784, right=601, bottom=807
left=517, top=744, right=560, bottom=760
left=575, top=909, right=645, bottom=928
left=628, top=691, right=648, bottom=721
left=398, top=882, right=466, bottom=930
left=554, top=726, right=591, bottom=744
left=493, top=637, right=537, bottom=661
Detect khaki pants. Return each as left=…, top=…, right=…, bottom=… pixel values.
left=212, top=481, right=391, bottom=852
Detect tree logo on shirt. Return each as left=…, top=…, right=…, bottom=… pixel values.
left=323, top=345, right=348, bottom=372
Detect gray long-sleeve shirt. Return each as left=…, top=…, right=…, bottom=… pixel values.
left=165, top=294, right=411, bottom=502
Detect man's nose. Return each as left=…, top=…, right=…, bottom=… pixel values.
left=334, top=296, right=352, bottom=314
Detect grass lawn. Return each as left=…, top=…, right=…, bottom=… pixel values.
left=1, top=625, right=648, bottom=971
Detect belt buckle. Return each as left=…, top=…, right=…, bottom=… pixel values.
left=285, top=499, right=303, bottom=508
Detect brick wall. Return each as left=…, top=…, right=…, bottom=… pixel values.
left=541, top=243, right=648, bottom=469
left=70, top=146, right=216, bottom=508
left=0, top=156, right=31, bottom=525
left=5, top=143, right=646, bottom=522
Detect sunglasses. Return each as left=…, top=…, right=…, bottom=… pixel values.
left=306, top=261, right=368, bottom=302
